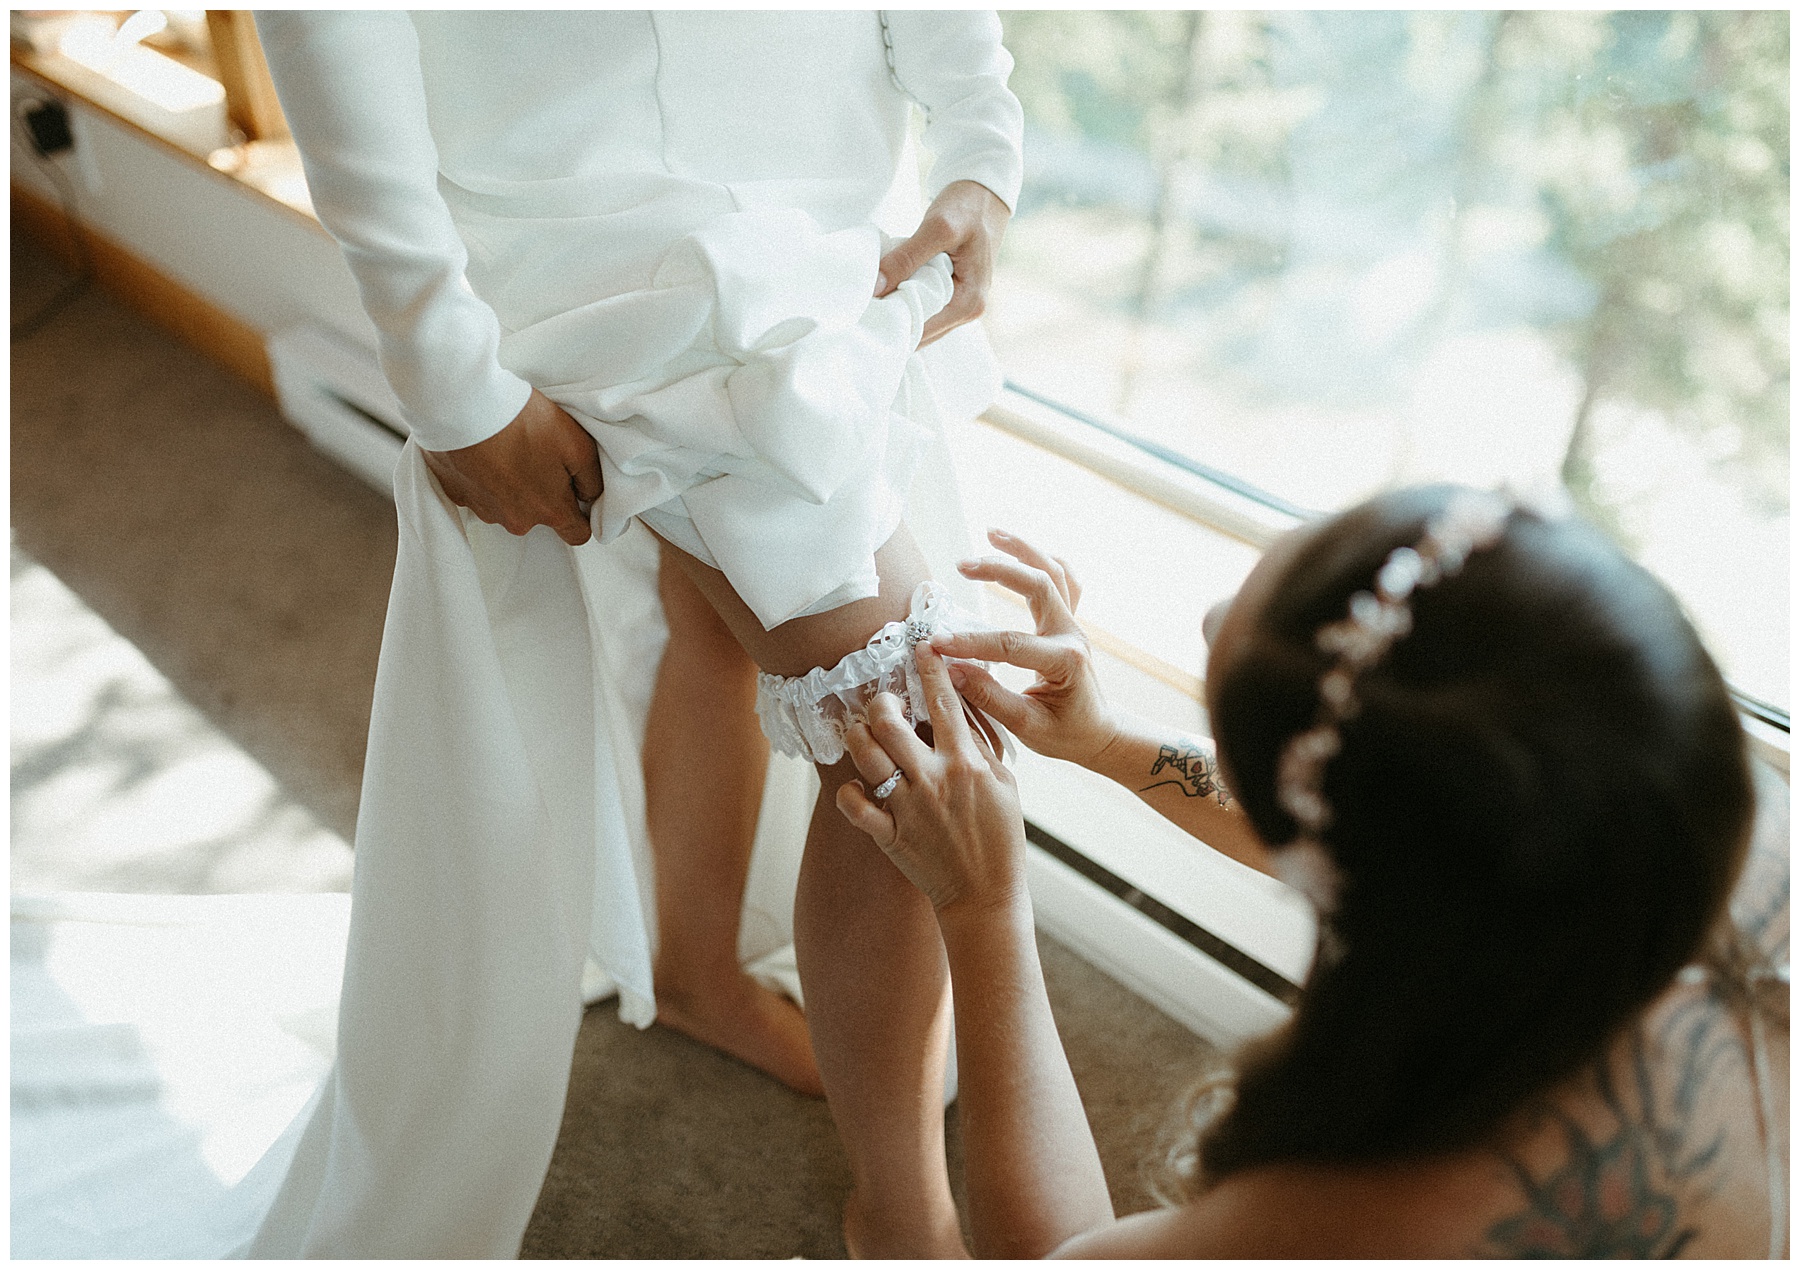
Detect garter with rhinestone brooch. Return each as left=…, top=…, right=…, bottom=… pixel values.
left=755, top=581, right=1014, bottom=767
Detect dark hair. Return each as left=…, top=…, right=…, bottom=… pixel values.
left=1200, top=485, right=1754, bottom=1179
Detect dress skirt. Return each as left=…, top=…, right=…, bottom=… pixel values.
left=243, top=384, right=987, bottom=1255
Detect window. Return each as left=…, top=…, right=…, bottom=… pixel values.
left=14, top=11, right=1779, bottom=1040
left=989, top=10, right=1789, bottom=714
left=12, top=10, right=228, bottom=153
left=12, top=10, right=304, bottom=212
left=957, top=11, right=1786, bottom=1035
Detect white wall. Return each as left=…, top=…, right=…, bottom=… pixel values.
left=11, top=69, right=375, bottom=353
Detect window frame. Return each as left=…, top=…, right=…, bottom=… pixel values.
left=987, top=377, right=1787, bottom=1044
left=989, top=381, right=1791, bottom=748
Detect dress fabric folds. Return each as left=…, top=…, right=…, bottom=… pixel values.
left=250, top=450, right=634, bottom=1254
left=245, top=432, right=982, bottom=1256
left=499, top=204, right=960, bottom=629
left=10, top=893, right=349, bottom=1258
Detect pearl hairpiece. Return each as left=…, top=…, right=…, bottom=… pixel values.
left=1275, top=490, right=1513, bottom=874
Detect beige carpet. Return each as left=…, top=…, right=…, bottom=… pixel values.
left=11, top=226, right=1219, bottom=1257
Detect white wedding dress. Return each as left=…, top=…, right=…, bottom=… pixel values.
left=12, top=11, right=1023, bottom=1259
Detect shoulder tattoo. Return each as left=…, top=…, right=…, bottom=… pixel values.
left=1481, top=988, right=1744, bottom=1257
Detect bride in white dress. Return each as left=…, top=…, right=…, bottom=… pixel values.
left=246, top=11, right=1023, bottom=1257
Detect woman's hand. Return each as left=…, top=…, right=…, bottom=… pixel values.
left=876, top=179, right=1011, bottom=349
left=421, top=387, right=603, bottom=546
left=841, top=635, right=1117, bottom=1264
left=836, top=642, right=1029, bottom=920
left=931, top=529, right=1119, bottom=769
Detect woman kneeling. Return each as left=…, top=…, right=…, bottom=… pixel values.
left=838, top=486, right=1784, bottom=1258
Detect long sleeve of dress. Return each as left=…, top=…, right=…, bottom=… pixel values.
left=882, top=10, right=1025, bottom=212
left=253, top=11, right=533, bottom=452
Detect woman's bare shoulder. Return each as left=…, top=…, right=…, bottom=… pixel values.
left=1060, top=763, right=1789, bottom=1261
left=1477, top=986, right=1775, bottom=1256
left=1478, top=772, right=1788, bottom=1260
left=1057, top=1051, right=1780, bottom=1262
left=1059, top=990, right=1786, bottom=1258
left=1050, top=1157, right=1508, bottom=1258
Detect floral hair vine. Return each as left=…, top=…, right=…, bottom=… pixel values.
left=1273, top=489, right=1514, bottom=910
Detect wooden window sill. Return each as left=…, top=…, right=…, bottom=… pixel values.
left=11, top=43, right=325, bottom=237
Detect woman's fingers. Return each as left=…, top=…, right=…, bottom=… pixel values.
left=965, top=699, right=1006, bottom=765
left=919, top=287, right=982, bottom=348
left=955, top=556, right=1079, bottom=635
left=861, top=693, right=938, bottom=779
left=844, top=711, right=923, bottom=789
left=931, top=626, right=1080, bottom=683
left=942, top=660, right=1036, bottom=734
left=1053, top=554, right=1082, bottom=612
left=986, top=528, right=1077, bottom=611
left=834, top=778, right=897, bottom=848
left=911, top=643, right=980, bottom=762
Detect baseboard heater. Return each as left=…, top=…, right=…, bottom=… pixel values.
left=1026, top=820, right=1301, bottom=1007
left=266, top=323, right=408, bottom=494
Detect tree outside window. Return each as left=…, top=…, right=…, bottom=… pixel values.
left=990, top=9, right=1788, bottom=709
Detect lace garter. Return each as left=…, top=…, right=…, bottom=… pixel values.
left=755, top=581, right=1010, bottom=766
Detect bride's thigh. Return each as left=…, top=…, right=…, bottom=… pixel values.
left=656, top=524, right=932, bottom=679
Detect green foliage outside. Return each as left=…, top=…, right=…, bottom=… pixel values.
left=997, top=10, right=1789, bottom=524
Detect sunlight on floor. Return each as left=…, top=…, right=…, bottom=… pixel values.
left=10, top=536, right=354, bottom=895
left=10, top=540, right=355, bottom=1242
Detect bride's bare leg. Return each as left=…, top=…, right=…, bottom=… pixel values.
left=661, top=525, right=966, bottom=1258
left=798, top=761, right=963, bottom=1259
left=644, top=551, right=823, bottom=1097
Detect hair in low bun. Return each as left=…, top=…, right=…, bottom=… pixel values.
left=1200, top=484, right=1753, bottom=1180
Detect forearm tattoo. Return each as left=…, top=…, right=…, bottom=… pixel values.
left=1141, top=742, right=1234, bottom=808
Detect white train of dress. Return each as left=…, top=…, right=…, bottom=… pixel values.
left=12, top=444, right=985, bottom=1258
left=9, top=179, right=995, bottom=1266
left=236, top=204, right=993, bottom=1251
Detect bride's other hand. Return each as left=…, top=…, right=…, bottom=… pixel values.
left=932, top=530, right=1119, bottom=769
left=421, top=387, right=603, bottom=546
left=836, top=646, right=1029, bottom=920
left=875, top=179, right=1011, bottom=348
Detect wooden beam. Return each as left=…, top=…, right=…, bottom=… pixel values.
left=13, top=181, right=276, bottom=398
left=204, top=11, right=289, bottom=142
